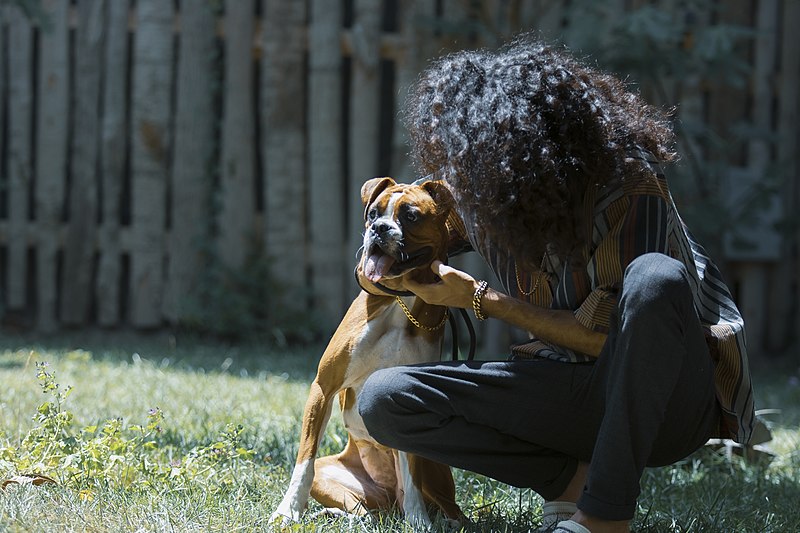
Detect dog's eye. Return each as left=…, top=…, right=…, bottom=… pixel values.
left=367, top=208, right=378, bottom=221
left=404, top=210, right=418, bottom=223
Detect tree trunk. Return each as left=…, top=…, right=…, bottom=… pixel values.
left=261, top=0, right=307, bottom=306
left=34, top=0, right=70, bottom=332
left=218, top=0, right=256, bottom=273
left=129, top=0, right=174, bottom=328
left=308, top=0, right=346, bottom=322
left=61, top=0, right=104, bottom=326
left=347, top=0, right=382, bottom=297
left=5, top=7, right=33, bottom=313
left=96, top=0, right=129, bottom=327
left=163, top=0, right=216, bottom=324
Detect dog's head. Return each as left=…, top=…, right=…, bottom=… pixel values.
left=358, top=177, right=454, bottom=286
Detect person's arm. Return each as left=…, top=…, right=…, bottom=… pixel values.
left=404, top=261, right=607, bottom=357
left=405, top=186, right=674, bottom=358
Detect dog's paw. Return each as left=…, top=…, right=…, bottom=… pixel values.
left=268, top=507, right=301, bottom=530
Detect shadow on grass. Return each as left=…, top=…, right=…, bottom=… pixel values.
left=0, top=328, right=323, bottom=382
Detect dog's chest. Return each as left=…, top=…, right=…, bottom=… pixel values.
left=345, top=298, right=441, bottom=383
left=340, top=299, right=442, bottom=443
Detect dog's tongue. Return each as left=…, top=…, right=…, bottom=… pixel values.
left=364, top=252, right=395, bottom=282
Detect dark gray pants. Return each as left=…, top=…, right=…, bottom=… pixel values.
left=357, top=253, right=720, bottom=521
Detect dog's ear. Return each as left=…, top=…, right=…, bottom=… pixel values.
left=419, top=180, right=454, bottom=216
left=361, top=176, right=396, bottom=218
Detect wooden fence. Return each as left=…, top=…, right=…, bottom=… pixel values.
left=0, top=0, right=797, bottom=357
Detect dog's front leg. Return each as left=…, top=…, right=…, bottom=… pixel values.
left=397, top=451, right=433, bottom=529
left=270, top=379, right=335, bottom=526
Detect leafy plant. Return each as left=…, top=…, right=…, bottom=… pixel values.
left=0, top=362, right=256, bottom=494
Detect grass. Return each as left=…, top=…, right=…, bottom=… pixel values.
left=0, top=330, right=798, bottom=532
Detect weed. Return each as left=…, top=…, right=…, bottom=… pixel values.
left=0, top=361, right=256, bottom=496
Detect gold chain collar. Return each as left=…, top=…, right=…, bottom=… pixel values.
left=395, top=296, right=449, bottom=331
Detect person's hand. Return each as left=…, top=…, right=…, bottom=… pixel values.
left=403, top=261, right=479, bottom=309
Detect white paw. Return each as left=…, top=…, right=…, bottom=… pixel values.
left=268, top=504, right=301, bottom=529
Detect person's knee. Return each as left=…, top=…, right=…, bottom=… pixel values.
left=622, top=253, right=692, bottom=316
left=357, top=367, right=404, bottom=440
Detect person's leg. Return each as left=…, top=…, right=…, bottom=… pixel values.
left=358, top=252, right=720, bottom=526
left=574, top=253, right=720, bottom=525
left=358, top=357, right=599, bottom=501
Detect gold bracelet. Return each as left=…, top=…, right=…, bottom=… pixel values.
left=472, top=280, right=489, bottom=321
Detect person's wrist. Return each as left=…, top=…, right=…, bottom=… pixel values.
left=472, top=280, right=489, bottom=321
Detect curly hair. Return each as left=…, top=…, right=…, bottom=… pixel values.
left=403, top=34, right=677, bottom=268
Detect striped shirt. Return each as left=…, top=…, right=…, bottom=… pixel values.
left=441, top=152, right=755, bottom=444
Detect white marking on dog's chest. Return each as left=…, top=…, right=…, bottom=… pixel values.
left=345, top=300, right=440, bottom=386
left=340, top=299, right=441, bottom=444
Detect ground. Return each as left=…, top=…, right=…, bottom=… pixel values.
left=0, top=330, right=797, bottom=532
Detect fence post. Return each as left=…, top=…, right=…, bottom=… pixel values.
left=347, top=0, right=382, bottom=297
left=308, top=0, right=346, bottom=322
left=96, top=0, right=129, bottom=328
left=772, top=0, right=800, bottom=353
left=35, top=0, right=70, bottom=332
left=61, top=0, right=104, bottom=326
left=5, top=8, right=33, bottom=315
left=218, top=0, right=255, bottom=274
left=129, top=0, right=174, bottom=328
left=391, top=0, right=425, bottom=180
left=261, top=0, right=307, bottom=305
left=164, top=0, right=216, bottom=324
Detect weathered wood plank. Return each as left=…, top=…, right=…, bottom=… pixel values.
left=308, top=0, right=346, bottom=321
left=726, top=0, right=780, bottom=354
left=129, top=0, right=174, bottom=327
left=61, top=0, right=103, bottom=326
left=5, top=7, right=33, bottom=312
left=769, top=0, right=800, bottom=352
left=218, top=0, right=255, bottom=273
left=96, top=0, right=129, bottom=327
left=34, top=0, right=69, bottom=332
left=163, top=0, right=216, bottom=324
left=347, top=0, right=382, bottom=296
left=261, top=0, right=307, bottom=299
left=390, top=0, right=425, bottom=180
left=0, top=12, right=4, bottom=234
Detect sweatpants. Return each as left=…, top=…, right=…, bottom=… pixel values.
left=357, top=253, right=720, bottom=521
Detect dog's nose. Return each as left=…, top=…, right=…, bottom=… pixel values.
left=373, top=221, right=392, bottom=235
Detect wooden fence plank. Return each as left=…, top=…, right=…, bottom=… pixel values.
left=163, top=0, right=216, bottom=324
left=33, top=0, right=69, bottom=332
left=5, top=8, right=33, bottom=312
left=129, top=0, right=174, bottom=328
left=218, top=0, right=255, bottom=273
left=0, top=13, right=4, bottom=232
left=308, top=0, right=346, bottom=320
left=728, top=0, right=780, bottom=354
left=390, top=0, right=424, bottom=180
left=61, top=0, right=103, bottom=326
left=770, top=0, right=800, bottom=352
left=347, top=0, right=382, bottom=296
left=96, top=0, right=129, bottom=327
left=261, top=0, right=307, bottom=300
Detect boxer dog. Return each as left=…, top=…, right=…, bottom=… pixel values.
left=269, top=177, right=464, bottom=528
